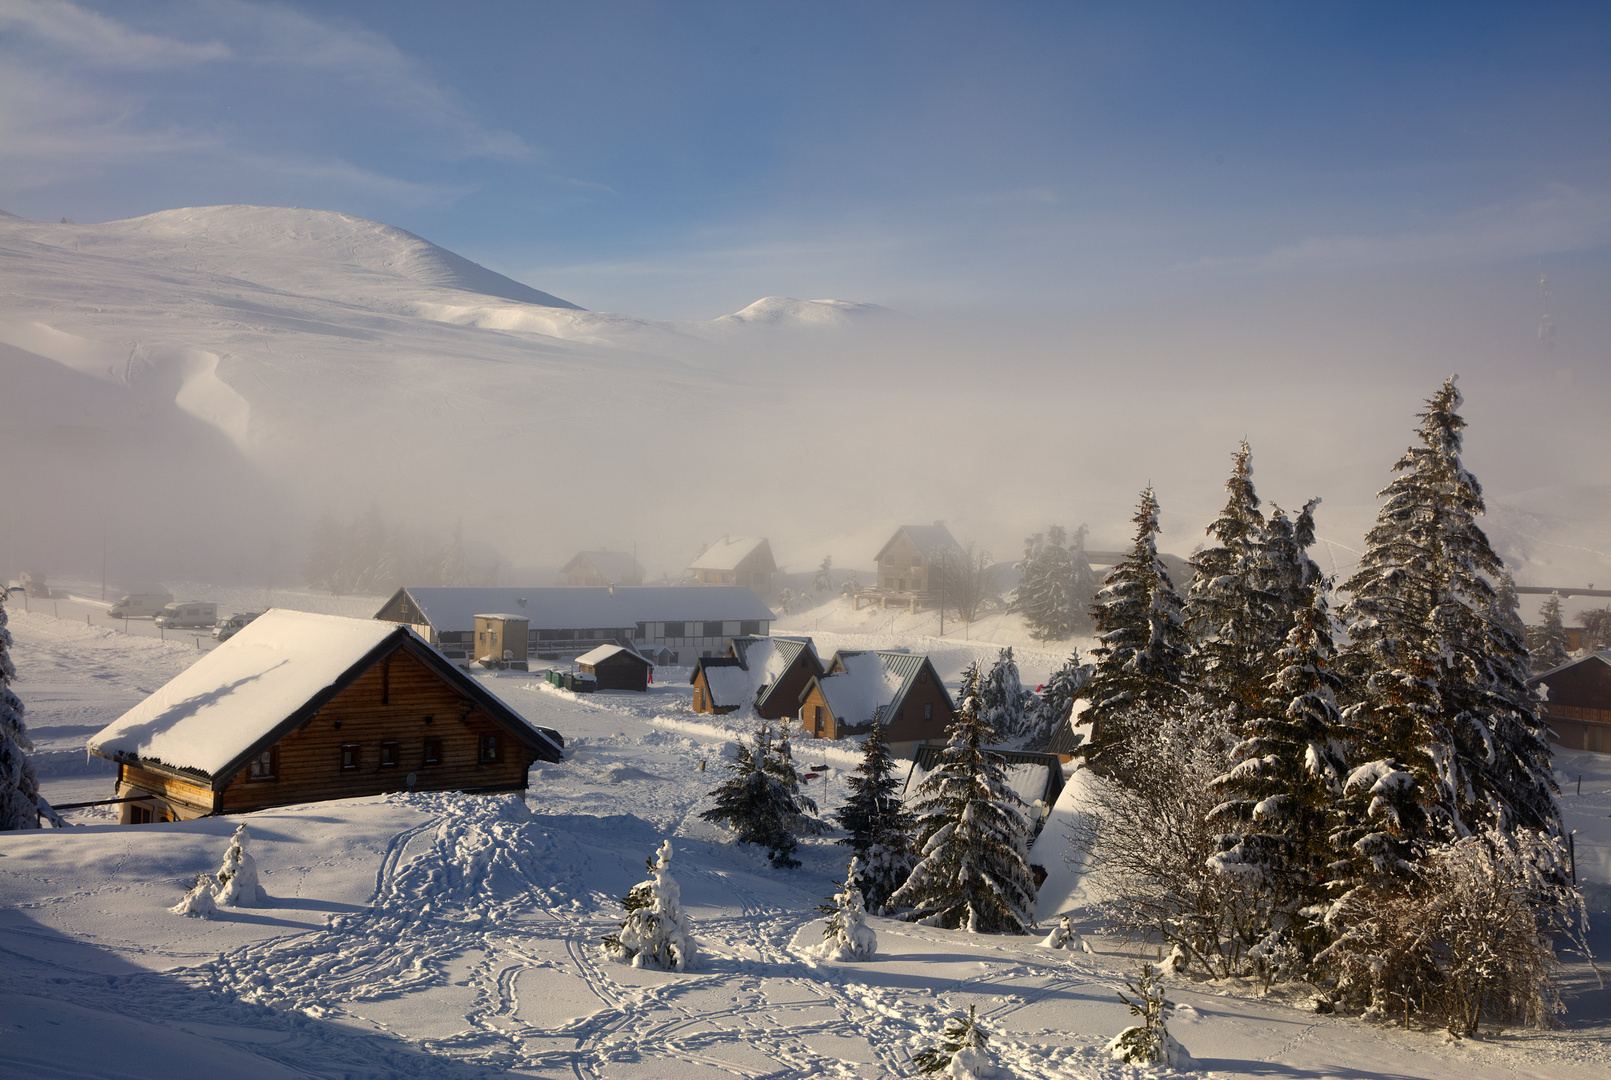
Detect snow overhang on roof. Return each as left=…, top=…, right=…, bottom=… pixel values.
left=576, top=644, right=645, bottom=666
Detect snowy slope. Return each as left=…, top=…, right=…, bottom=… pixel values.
left=6, top=609, right=1610, bottom=1079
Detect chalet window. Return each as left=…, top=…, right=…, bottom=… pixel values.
left=379, top=740, right=400, bottom=768
left=898, top=578, right=906, bottom=591
left=423, top=738, right=442, bottom=765
left=130, top=804, right=153, bottom=824
left=247, top=747, right=278, bottom=781
left=340, top=743, right=360, bottom=771
left=635, top=622, right=648, bottom=640
left=479, top=734, right=501, bottom=763
left=664, top=621, right=685, bottom=638
left=911, top=556, right=922, bottom=568
left=703, top=621, right=722, bottom=638
left=740, top=620, right=760, bottom=636
left=924, top=703, right=933, bottom=721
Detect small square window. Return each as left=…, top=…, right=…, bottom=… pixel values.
left=479, top=734, right=501, bottom=763
left=340, top=743, right=360, bottom=771
left=423, top=738, right=442, bottom=766
left=247, top=747, right=278, bottom=781
left=703, top=621, right=722, bottom=638
left=380, top=740, right=400, bottom=768
left=664, top=622, right=685, bottom=638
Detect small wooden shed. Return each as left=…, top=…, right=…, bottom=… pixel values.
left=575, top=644, right=652, bottom=692
left=474, top=613, right=529, bottom=670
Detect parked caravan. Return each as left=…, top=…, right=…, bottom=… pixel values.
left=212, top=612, right=263, bottom=641
left=109, top=593, right=174, bottom=619
left=154, top=601, right=217, bottom=628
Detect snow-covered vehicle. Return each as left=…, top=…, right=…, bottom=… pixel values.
left=153, top=601, right=217, bottom=629
left=109, top=592, right=174, bottom=619
left=212, top=612, right=264, bottom=641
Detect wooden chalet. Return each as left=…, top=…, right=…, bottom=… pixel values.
left=88, top=610, right=563, bottom=824
left=1530, top=651, right=1611, bottom=753
left=688, top=536, right=776, bottom=593
left=796, top=650, right=954, bottom=754
left=688, top=636, right=823, bottom=718
left=903, top=745, right=1066, bottom=835
left=574, top=644, right=652, bottom=691
left=855, top=523, right=964, bottom=611
left=561, top=551, right=644, bottom=587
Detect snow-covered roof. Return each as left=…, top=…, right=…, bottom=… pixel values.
left=688, top=536, right=771, bottom=572
left=575, top=644, right=646, bottom=667
left=1528, top=651, right=1611, bottom=684
left=475, top=613, right=527, bottom=621
left=89, top=610, right=560, bottom=784
left=815, top=651, right=931, bottom=725
left=700, top=661, right=764, bottom=710
left=381, top=586, right=774, bottom=632
left=903, top=747, right=1065, bottom=809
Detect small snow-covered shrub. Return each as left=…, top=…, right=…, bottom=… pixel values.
left=214, top=823, right=265, bottom=906
left=602, top=840, right=699, bottom=972
left=1040, top=914, right=1092, bottom=953
left=170, top=872, right=219, bottom=918
left=1107, top=963, right=1187, bottom=1067
left=813, top=857, right=877, bottom=961
left=912, top=1004, right=995, bottom=1078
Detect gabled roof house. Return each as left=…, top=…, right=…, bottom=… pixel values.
left=1529, top=651, right=1611, bottom=754
left=872, top=523, right=964, bottom=600
left=88, top=611, right=563, bottom=825
left=688, top=536, right=776, bottom=592
left=689, top=636, right=822, bottom=718
left=796, top=649, right=954, bottom=751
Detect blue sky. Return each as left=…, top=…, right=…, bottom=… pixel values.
left=4, top=0, right=1611, bottom=319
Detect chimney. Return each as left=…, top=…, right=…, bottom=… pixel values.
left=517, top=596, right=527, bottom=608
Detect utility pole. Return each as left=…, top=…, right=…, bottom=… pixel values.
left=938, top=552, right=945, bottom=638
left=101, top=518, right=107, bottom=602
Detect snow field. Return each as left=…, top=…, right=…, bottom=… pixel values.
left=6, top=605, right=1611, bottom=1078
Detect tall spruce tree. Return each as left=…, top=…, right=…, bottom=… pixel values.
left=888, top=664, right=1037, bottom=933
left=700, top=724, right=803, bottom=868
left=979, top=647, right=1034, bottom=742
left=1009, top=525, right=1096, bottom=641
left=1337, top=376, right=1558, bottom=878
left=1529, top=593, right=1572, bottom=673
left=1, top=590, right=43, bottom=830
left=834, top=722, right=916, bottom=913
left=1185, top=443, right=1268, bottom=718
left=1208, top=583, right=1348, bottom=946
left=1080, top=487, right=1190, bottom=776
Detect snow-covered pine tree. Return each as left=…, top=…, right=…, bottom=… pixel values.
left=214, top=823, right=265, bottom=906
left=814, top=555, right=833, bottom=594
left=170, top=872, right=219, bottom=918
left=1009, top=525, right=1097, bottom=641
left=602, top=840, right=700, bottom=971
left=767, top=732, right=823, bottom=835
left=1026, top=650, right=1093, bottom=751
left=1, top=590, right=43, bottom=831
left=912, top=1004, right=995, bottom=1077
left=1337, top=377, right=1559, bottom=875
left=888, top=666, right=1037, bottom=934
left=1106, top=963, right=1186, bottom=1067
left=1529, top=593, right=1572, bottom=673
left=1208, top=583, right=1348, bottom=952
left=1185, top=443, right=1269, bottom=718
left=1079, top=487, right=1190, bottom=777
left=978, top=646, right=1034, bottom=742
left=1492, top=571, right=1527, bottom=643
left=700, top=724, right=803, bottom=867
left=812, top=856, right=878, bottom=961
left=834, top=720, right=916, bottom=913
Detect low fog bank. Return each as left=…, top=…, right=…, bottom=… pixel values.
left=3, top=210, right=1606, bottom=599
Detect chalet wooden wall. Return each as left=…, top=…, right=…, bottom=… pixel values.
left=883, top=671, right=953, bottom=744
left=117, top=765, right=215, bottom=822
left=755, top=658, right=817, bottom=721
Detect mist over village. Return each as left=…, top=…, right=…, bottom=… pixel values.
left=3, top=4, right=1610, bottom=1079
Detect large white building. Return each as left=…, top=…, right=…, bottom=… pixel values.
left=376, top=585, right=775, bottom=664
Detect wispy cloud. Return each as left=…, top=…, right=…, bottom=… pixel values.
left=0, top=0, right=230, bottom=69
left=0, top=0, right=532, bottom=211
left=1195, top=183, right=1611, bottom=274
